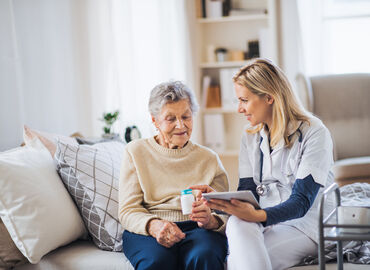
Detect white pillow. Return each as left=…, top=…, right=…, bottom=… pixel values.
left=0, top=138, right=86, bottom=263
left=23, top=125, right=78, bottom=157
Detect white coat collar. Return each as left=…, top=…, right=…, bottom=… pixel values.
left=259, top=120, right=302, bottom=154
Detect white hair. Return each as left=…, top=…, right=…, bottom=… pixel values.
left=148, top=81, right=199, bottom=118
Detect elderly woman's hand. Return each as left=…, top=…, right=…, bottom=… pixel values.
left=147, top=219, right=185, bottom=248
left=188, top=184, right=215, bottom=195
left=190, top=198, right=220, bottom=230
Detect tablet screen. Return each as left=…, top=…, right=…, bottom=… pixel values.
left=202, top=190, right=260, bottom=209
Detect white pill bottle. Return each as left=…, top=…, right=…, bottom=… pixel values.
left=180, top=189, right=195, bottom=215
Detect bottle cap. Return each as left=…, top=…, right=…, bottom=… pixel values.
left=181, top=189, right=193, bottom=195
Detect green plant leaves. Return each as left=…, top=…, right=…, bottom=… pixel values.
left=100, top=110, right=120, bottom=134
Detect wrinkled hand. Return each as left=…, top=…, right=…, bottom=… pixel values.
left=190, top=198, right=219, bottom=229
left=148, top=219, right=185, bottom=248
left=206, top=199, right=267, bottom=223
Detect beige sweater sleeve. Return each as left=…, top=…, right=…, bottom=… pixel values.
left=210, top=155, right=229, bottom=192
left=118, top=148, right=159, bottom=235
left=209, top=155, right=229, bottom=233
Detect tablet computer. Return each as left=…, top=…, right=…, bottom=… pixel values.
left=202, top=190, right=260, bottom=209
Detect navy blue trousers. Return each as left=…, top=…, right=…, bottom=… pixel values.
left=122, top=221, right=227, bottom=270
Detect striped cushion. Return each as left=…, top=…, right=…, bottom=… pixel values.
left=55, top=140, right=125, bottom=251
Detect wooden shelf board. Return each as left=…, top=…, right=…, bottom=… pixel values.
left=201, top=108, right=237, bottom=114
left=198, top=14, right=268, bottom=24
left=200, top=60, right=251, bottom=69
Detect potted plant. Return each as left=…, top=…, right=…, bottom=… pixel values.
left=100, top=110, right=120, bottom=139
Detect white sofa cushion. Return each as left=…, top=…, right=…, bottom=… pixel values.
left=13, top=240, right=368, bottom=270
left=14, top=240, right=133, bottom=270
left=54, top=140, right=125, bottom=251
left=0, top=138, right=87, bottom=263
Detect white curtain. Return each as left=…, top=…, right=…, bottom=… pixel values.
left=0, top=0, right=193, bottom=151
left=296, top=0, right=323, bottom=76
left=86, top=0, right=194, bottom=138
left=277, top=0, right=322, bottom=111
left=0, top=0, right=90, bottom=150
left=278, top=0, right=323, bottom=81
left=278, top=0, right=305, bottom=86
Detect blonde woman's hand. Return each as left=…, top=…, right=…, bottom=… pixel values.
left=147, top=219, right=185, bottom=248
left=206, top=199, right=267, bottom=223
left=188, top=185, right=215, bottom=202
left=188, top=184, right=215, bottom=194
left=190, top=198, right=220, bottom=230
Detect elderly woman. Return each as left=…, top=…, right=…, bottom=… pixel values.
left=119, top=81, right=229, bottom=270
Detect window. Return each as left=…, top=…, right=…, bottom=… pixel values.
left=322, top=0, right=370, bottom=73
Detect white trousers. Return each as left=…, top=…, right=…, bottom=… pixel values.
left=226, top=216, right=317, bottom=270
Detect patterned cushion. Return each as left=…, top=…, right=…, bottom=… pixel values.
left=55, top=140, right=125, bottom=251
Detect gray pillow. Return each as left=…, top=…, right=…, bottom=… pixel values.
left=55, top=140, right=125, bottom=251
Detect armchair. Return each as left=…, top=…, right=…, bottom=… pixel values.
left=297, top=73, right=370, bottom=186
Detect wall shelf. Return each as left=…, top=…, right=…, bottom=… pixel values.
left=191, top=0, right=279, bottom=189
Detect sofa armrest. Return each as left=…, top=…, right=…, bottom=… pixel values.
left=333, top=156, right=370, bottom=187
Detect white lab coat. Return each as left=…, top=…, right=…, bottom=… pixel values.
left=239, top=115, right=334, bottom=243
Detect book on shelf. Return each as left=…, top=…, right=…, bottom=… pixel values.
left=219, top=68, right=239, bottom=110
left=222, top=0, right=231, bottom=16
left=202, top=75, right=211, bottom=108
left=195, top=0, right=203, bottom=18
left=205, top=85, right=221, bottom=108
left=203, top=113, right=225, bottom=152
left=202, top=75, right=221, bottom=108
left=201, top=0, right=206, bottom=18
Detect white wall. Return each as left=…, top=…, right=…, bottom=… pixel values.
left=0, top=0, right=25, bottom=151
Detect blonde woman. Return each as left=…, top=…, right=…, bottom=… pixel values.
left=192, top=59, right=335, bottom=270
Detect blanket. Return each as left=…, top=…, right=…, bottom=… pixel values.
left=300, top=182, right=370, bottom=265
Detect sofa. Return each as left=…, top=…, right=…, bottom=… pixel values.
left=1, top=106, right=369, bottom=270
left=0, top=126, right=137, bottom=270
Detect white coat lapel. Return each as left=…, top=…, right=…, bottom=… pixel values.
left=259, top=129, right=272, bottom=177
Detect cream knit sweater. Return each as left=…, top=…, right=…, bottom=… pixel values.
left=118, top=137, right=229, bottom=236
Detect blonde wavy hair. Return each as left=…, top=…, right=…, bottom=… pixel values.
left=233, top=58, right=310, bottom=148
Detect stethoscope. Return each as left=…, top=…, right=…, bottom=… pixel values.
left=256, top=128, right=303, bottom=197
